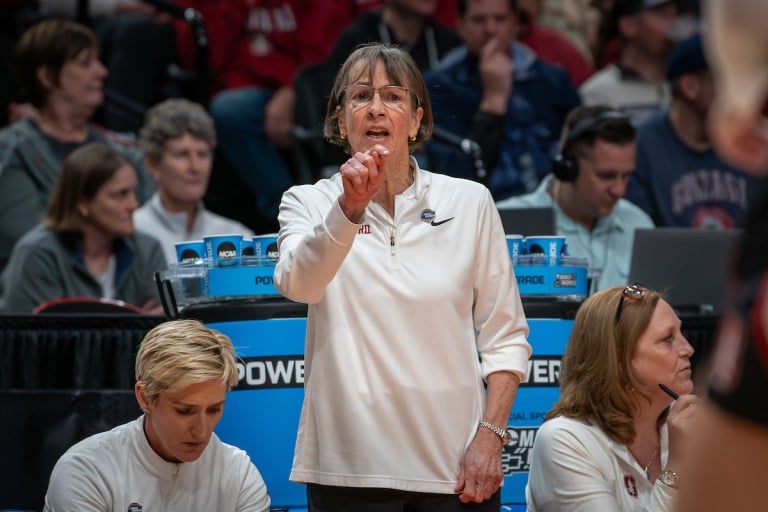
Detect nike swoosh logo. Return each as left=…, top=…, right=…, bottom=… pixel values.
left=430, top=217, right=454, bottom=226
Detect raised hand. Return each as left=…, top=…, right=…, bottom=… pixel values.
left=338, top=144, right=390, bottom=223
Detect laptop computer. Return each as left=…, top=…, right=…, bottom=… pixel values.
left=497, top=207, right=556, bottom=236
left=627, top=228, right=742, bottom=313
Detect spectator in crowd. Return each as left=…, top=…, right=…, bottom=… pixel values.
left=134, top=98, right=253, bottom=264
left=0, top=18, right=153, bottom=272
left=292, top=0, right=463, bottom=181
left=178, top=0, right=358, bottom=227
left=424, top=0, right=580, bottom=200
left=516, top=0, right=595, bottom=86
left=324, top=0, right=462, bottom=75
left=626, top=32, right=768, bottom=229
left=672, top=1, right=768, bottom=510
left=37, top=0, right=178, bottom=132
left=527, top=284, right=699, bottom=511
left=0, top=142, right=165, bottom=314
left=275, top=43, right=530, bottom=509
left=43, top=319, right=271, bottom=511
left=580, top=0, right=678, bottom=117
left=535, top=0, right=602, bottom=65
left=497, top=105, right=653, bottom=292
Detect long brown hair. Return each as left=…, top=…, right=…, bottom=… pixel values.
left=44, top=142, right=132, bottom=234
left=546, top=285, right=664, bottom=444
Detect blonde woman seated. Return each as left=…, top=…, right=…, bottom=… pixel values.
left=44, top=319, right=271, bottom=511
left=526, top=285, right=699, bottom=511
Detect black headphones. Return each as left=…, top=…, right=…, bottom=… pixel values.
left=551, top=110, right=629, bottom=182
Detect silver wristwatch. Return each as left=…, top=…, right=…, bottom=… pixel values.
left=659, top=470, right=679, bottom=489
left=478, top=421, right=512, bottom=445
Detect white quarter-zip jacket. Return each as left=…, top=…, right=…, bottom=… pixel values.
left=275, top=158, right=531, bottom=493
left=43, top=416, right=271, bottom=511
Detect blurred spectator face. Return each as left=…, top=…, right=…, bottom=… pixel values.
left=148, top=134, right=213, bottom=210
left=679, top=70, right=717, bottom=117
left=79, top=164, right=138, bottom=239
left=458, top=0, right=518, bottom=55
left=48, top=45, right=107, bottom=114
left=625, top=3, right=678, bottom=58
left=388, top=0, right=439, bottom=17
left=573, top=140, right=636, bottom=218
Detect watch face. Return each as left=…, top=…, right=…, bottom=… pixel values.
left=660, top=471, right=679, bottom=487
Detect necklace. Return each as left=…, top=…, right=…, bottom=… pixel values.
left=641, top=445, right=659, bottom=480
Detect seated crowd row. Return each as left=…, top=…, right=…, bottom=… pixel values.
left=0, top=0, right=766, bottom=314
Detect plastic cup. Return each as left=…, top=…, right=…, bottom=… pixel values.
left=252, top=233, right=279, bottom=265
left=525, top=235, right=567, bottom=265
left=174, top=240, right=206, bottom=263
left=203, top=234, right=244, bottom=266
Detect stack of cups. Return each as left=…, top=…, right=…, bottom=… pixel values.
left=505, top=235, right=568, bottom=266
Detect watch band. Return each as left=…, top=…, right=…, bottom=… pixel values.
left=478, top=421, right=510, bottom=445
left=659, top=469, right=680, bottom=489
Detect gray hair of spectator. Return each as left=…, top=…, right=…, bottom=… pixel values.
left=324, top=42, right=432, bottom=153
left=136, top=319, right=240, bottom=405
left=139, top=98, right=217, bottom=162
left=458, top=0, right=518, bottom=16
left=14, top=18, right=99, bottom=109
left=558, top=105, right=637, bottom=161
left=45, top=142, right=132, bottom=233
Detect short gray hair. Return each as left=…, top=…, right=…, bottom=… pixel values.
left=139, top=98, right=216, bottom=161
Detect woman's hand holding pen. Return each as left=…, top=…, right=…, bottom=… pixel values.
left=663, top=387, right=700, bottom=472
left=339, top=145, right=390, bottom=223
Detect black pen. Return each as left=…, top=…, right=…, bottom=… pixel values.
left=659, top=383, right=679, bottom=399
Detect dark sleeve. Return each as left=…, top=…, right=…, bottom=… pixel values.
left=0, top=240, right=65, bottom=314
left=468, top=111, right=505, bottom=177
left=624, top=130, right=658, bottom=221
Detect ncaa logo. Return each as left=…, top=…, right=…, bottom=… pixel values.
left=501, top=426, right=538, bottom=475
left=217, top=241, right=238, bottom=260
left=266, top=242, right=279, bottom=261
left=180, top=248, right=199, bottom=261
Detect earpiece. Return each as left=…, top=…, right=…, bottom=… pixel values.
left=552, top=110, right=629, bottom=182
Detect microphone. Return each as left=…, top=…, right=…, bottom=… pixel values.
left=430, top=125, right=487, bottom=180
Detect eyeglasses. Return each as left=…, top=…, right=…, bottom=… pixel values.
left=344, top=84, right=420, bottom=109
left=614, top=283, right=647, bottom=325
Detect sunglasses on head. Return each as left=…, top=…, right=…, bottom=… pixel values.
left=614, top=283, right=647, bottom=325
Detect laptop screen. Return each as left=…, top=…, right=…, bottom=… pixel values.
left=627, top=228, right=742, bottom=313
left=497, top=207, right=556, bottom=236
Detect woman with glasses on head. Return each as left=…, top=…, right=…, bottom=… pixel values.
left=526, top=285, right=699, bottom=512
left=274, top=42, right=531, bottom=511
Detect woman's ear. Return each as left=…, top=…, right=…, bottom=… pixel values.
left=36, top=65, right=56, bottom=92
left=135, top=382, right=150, bottom=414
left=337, top=108, right=347, bottom=139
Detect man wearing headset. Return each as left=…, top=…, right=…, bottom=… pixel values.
left=496, top=105, right=654, bottom=292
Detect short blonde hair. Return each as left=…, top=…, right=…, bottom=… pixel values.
left=136, top=319, right=239, bottom=404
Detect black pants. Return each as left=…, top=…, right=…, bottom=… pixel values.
left=306, top=484, right=502, bottom=512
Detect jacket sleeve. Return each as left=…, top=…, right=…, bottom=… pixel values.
left=472, top=187, right=531, bottom=381
left=0, top=239, right=66, bottom=314
left=273, top=184, right=360, bottom=304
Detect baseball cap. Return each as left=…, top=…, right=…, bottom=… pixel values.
left=666, top=32, right=708, bottom=82
left=612, top=0, right=676, bottom=20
